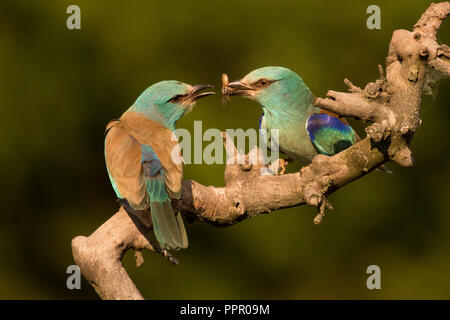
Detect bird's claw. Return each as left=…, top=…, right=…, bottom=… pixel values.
left=267, top=158, right=289, bottom=175
left=276, top=158, right=289, bottom=175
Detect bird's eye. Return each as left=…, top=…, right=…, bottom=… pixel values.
left=255, top=78, right=272, bottom=87
left=169, top=95, right=184, bottom=103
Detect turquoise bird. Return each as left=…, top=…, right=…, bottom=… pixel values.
left=224, top=66, right=357, bottom=167
left=104, top=81, right=215, bottom=250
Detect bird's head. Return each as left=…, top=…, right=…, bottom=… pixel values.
left=224, top=66, right=313, bottom=116
left=133, top=80, right=215, bottom=129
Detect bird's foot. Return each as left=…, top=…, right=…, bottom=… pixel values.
left=277, top=158, right=289, bottom=175
left=117, top=198, right=137, bottom=214
left=268, top=158, right=289, bottom=175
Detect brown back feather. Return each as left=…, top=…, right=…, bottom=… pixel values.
left=119, top=111, right=183, bottom=199
left=104, top=120, right=149, bottom=209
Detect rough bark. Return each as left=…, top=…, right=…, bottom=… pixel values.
left=72, top=2, right=450, bottom=299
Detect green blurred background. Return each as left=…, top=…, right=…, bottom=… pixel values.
left=0, top=0, right=449, bottom=299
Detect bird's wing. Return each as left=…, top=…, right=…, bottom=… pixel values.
left=259, top=113, right=266, bottom=131
left=318, top=108, right=361, bottom=140
left=306, top=113, right=356, bottom=156
left=142, top=144, right=188, bottom=250
left=315, top=109, right=392, bottom=173
left=119, top=111, right=183, bottom=199
left=259, top=112, right=274, bottom=149
left=104, top=120, right=148, bottom=210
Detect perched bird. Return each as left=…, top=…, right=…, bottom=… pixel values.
left=223, top=66, right=357, bottom=167
left=104, top=81, right=215, bottom=250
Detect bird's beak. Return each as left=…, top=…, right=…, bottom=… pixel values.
left=222, top=75, right=255, bottom=103
left=229, top=80, right=253, bottom=91
left=227, top=80, right=254, bottom=95
left=185, top=84, right=215, bottom=103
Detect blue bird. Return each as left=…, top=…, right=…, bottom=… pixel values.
left=104, top=81, right=215, bottom=250
left=225, top=66, right=357, bottom=167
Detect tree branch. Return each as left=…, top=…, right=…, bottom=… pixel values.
left=72, top=2, right=450, bottom=299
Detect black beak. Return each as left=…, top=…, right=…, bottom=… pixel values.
left=185, top=84, right=215, bottom=102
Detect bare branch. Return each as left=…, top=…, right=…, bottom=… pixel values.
left=429, top=45, right=450, bottom=77
left=414, top=2, right=450, bottom=38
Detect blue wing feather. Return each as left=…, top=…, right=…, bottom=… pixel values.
left=141, top=144, right=188, bottom=250
left=306, top=113, right=356, bottom=156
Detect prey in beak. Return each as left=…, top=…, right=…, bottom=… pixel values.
left=221, top=73, right=256, bottom=104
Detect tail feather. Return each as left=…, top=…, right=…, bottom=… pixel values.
left=176, top=211, right=189, bottom=248
left=150, top=200, right=188, bottom=250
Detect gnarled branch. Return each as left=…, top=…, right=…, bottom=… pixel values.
left=72, top=2, right=450, bottom=300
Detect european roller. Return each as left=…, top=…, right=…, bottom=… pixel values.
left=104, top=81, right=215, bottom=250
left=223, top=66, right=358, bottom=168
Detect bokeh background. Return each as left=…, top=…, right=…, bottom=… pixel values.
left=0, top=0, right=449, bottom=299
